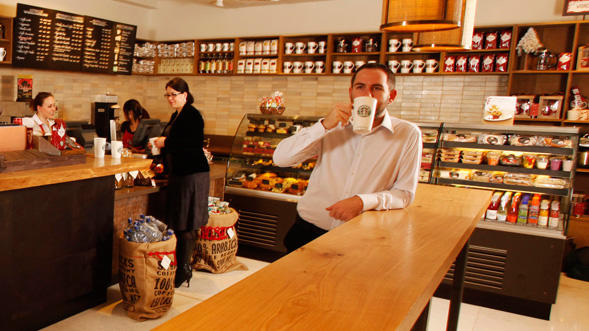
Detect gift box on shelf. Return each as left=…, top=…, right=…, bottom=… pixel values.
left=538, top=95, right=564, bottom=119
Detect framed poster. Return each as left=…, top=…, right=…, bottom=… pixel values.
left=16, top=75, right=33, bottom=102
left=563, top=0, right=589, bottom=15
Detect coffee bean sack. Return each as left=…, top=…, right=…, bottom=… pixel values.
left=118, top=235, right=177, bottom=320
left=193, top=208, right=247, bottom=273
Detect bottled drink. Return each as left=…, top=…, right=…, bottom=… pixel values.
left=507, top=192, right=522, bottom=223
left=527, top=194, right=541, bottom=225
left=549, top=200, right=560, bottom=229
left=486, top=192, right=502, bottom=220
left=538, top=199, right=550, bottom=227
left=517, top=194, right=531, bottom=224
left=497, top=192, right=512, bottom=222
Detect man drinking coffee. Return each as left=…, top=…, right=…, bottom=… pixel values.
left=273, top=63, right=422, bottom=252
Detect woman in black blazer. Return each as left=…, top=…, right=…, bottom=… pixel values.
left=152, top=77, right=210, bottom=288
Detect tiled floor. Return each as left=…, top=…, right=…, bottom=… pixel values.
left=42, top=257, right=589, bottom=331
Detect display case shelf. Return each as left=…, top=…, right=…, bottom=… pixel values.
left=436, top=177, right=569, bottom=196
left=440, top=142, right=574, bottom=156
left=437, top=161, right=570, bottom=177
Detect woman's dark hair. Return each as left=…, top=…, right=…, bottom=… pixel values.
left=166, top=77, right=194, bottom=105
left=123, top=99, right=150, bottom=121
left=30, top=92, right=54, bottom=112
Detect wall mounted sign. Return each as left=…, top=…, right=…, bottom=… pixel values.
left=563, top=0, right=589, bottom=15
left=12, top=3, right=136, bottom=75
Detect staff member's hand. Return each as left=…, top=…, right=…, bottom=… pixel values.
left=322, top=103, right=352, bottom=130
left=148, top=136, right=166, bottom=149
left=326, top=195, right=364, bottom=221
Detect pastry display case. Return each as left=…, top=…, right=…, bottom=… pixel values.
left=417, top=122, right=442, bottom=183
left=224, top=114, right=320, bottom=256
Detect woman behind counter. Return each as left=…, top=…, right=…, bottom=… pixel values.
left=30, top=92, right=57, bottom=136
left=152, top=77, right=210, bottom=288
left=120, top=99, right=150, bottom=151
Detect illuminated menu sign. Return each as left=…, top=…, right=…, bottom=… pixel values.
left=13, top=3, right=136, bottom=75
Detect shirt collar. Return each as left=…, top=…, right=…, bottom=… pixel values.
left=373, top=111, right=396, bottom=134
left=32, top=113, right=55, bottom=127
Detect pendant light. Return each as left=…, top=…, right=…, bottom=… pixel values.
left=381, top=0, right=477, bottom=51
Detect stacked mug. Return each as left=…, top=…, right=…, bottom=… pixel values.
left=387, top=58, right=438, bottom=74
left=284, top=40, right=327, bottom=55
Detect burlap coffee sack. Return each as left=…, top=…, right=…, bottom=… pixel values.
left=193, top=208, right=247, bottom=273
left=118, top=235, right=177, bottom=320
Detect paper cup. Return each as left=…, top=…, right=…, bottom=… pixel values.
left=94, top=137, right=106, bottom=158
left=111, top=140, right=123, bottom=159
left=149, top=137, right=160, bottom=156
left=351, top=96, right=377, bottom=135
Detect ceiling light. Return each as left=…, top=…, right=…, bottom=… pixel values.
left=216, top=0, right=224, bottom=7
left=381, top=0, right=467, bottom=32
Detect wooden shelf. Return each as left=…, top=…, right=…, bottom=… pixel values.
left=576, top=168, right=589, bottom=173
left=514, top=118, right=563, bottom=122
left=511, top=70, right=570, bottom=74
left=570, top=215, right=589, bottom=222
left=563, top=120, right=589, bottom=124
left=332, top=52, right=380, bottom=56
left=442, top=71, right=509, bottom=75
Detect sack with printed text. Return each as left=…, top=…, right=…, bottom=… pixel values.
left=118, top=235, right=177, bottom=320
left=193, top=208, right=247, bottom=273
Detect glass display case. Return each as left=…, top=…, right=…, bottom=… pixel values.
left=224, top=114, right=320, bottom=257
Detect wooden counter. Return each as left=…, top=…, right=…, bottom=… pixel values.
left=156, top=184, right=492, bottom=331
left=0, top=155, right=152, bottom=192
left=0, top=154, right=151, bottom=330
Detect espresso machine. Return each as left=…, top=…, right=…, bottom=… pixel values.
left=92, top=101, right=117, bottom=141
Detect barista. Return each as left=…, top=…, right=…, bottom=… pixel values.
left=120, top=99, right=150, bottom=151
left=30, top=92, right=57, bottom=136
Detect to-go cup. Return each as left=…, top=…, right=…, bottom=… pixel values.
left=94, top=137, right=106, bottom=158
left=111, top=140, right=123, bottom=159
left=149, top=137, right=161, bottom=156
left=351, top=96, right=377, bottom=135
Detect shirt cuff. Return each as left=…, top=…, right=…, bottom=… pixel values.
left=357, top=194, right=378, bottom=211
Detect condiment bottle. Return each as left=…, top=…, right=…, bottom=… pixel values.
left=527, top=194, right=541, bottom=225
left=486, top=192, right=502, bottom=220
left=497, top=191, right=512, bottom=222
left=517, top=194, right=531, bottom=224
left=507, top=192, right=521, bottom=223
left=549, top=200, right=560, bottom=229
left=538, top=199, right=550, bottom=227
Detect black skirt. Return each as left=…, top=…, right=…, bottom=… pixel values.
left=165, top=171, right=210, bottom=232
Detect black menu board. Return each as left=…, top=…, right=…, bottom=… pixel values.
left=13, top=3, right=136, bottom=75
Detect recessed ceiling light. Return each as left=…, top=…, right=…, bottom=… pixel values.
left=216, top=0, right=224, bottom=7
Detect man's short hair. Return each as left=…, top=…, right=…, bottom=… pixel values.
left=351, top=63, right=396, bottom=91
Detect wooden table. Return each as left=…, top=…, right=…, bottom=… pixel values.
left=155, top=184, right=491, bottom=331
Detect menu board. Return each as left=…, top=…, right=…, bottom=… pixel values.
left=13, top=3, right=136, bottom=75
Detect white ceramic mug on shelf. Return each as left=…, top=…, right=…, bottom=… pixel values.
left=318, top=40, right=327, bottom=54
left=283, top=61, right=294, bottom=74
left=388, top=39, right=401, bottom=52
left=425, top=59, right=439, bottom=73
left=402, top=38, right=413, bottom=52
left=295, top=42, right=306, bottom=54
left=314, top=61, right=325, bottom=73
left=343, top=61, right=355, bottom=74
left=285, top=42, right=295, bottom=54
left=412, top=59, right=425, bottom=73
left=293, top=61, right=304, bottom=73
left=308, top=41, right=319, bottom=54
left=400, top=59, right=413, bottom=73
left=388, top=59, right=400, bottom=73
left=332, top=61, right=344, bottom=74
left=304, top=61, right=315, bottom=73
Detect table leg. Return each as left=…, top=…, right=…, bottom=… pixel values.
left=446, top=240, right=469, bottom=331
left=411, top=300, right=430, bottom=331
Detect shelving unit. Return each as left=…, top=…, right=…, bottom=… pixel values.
left=0, top=16, right=13, bottom=65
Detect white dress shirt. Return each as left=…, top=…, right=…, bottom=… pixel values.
left=273, top=112, right=422, bottom=230
left=31, top=113, right=54, bottom=136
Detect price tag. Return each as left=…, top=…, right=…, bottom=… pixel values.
left=160, top=255, right=171, bottom=270
left=227, top=228, right=235, bottom=239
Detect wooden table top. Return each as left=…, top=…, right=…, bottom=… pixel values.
left=155, top=184, right=492, bottom=331
left=0, top=155, right=152, bottom=192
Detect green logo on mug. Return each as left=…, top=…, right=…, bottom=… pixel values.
left=357, top=105, right=371, bottom=117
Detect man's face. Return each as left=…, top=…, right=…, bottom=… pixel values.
left=349, top=68, right=397, bottom=117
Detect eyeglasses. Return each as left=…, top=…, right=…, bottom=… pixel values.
left=164, top=92, right=182, bottom=98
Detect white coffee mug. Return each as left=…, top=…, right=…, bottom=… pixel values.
left=222, top=42, right=230, bottom=52
left=111, top=140, right=123, bottom=159
left=388, top=39, right=401, bottom=52
left=293, top=61, right=304, bottom=73
left=304, top=61, right=315, bottom=74
left=237, top=59, right=246, bottom=74
left=314, top=61, right=325, bottom=73
left=295, top=42, right=306, bottom=54
left=318, top=40, right=326, bottom=54
left=261, top=59, right=270, bottom=73
left=246, top=41, right=255, bottom=55
left=0, top=48, right=6, bottom=62
left=263, top=40, right=271, bottom=55
left=269, top=59, right=278, bottom=73
left=245, top=59, right=254, bottom=74
left=425, top=59, right=438, bottom=73
left=354, top=60, right=366, bottom=70
left=285, top=42, right=295, bottom=54
left=94, top=137, right=106, bottom=158
left=388, top=59, right=400, bottom=73
left=149, top=137, right=160, bottom=156
left=343, top=61, right=355, bottom=74
left=253, top=58, right=262, bottom=74
left=307, top=41, right=319, bottom=54
left=239, top=41, right=247, bottom=55
left=400, top=59, right=413, bottom=73
left=200, top=43, right=207, bottom=53
left=207, top=43, right=215, bottom=52
left=412, top=59, right=425, bottom=73
left=215, top=43, right=222, bottom=52
left=283, top=61, right=294, bottom=74
left=254, top=41, right=263, bottom=55
left=351, top=96, right=377, bottom=135
left=402, top=38, right=413, bottom=52
left=333, top=61, right=344, bottom=74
